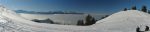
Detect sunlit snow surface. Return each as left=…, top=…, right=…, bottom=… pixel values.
left=0, top=19, right=8, bottom=24
left=1, top=5, right=150, bottom=32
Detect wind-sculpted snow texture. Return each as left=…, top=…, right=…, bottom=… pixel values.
left=1, top=5, right=150, bottom=32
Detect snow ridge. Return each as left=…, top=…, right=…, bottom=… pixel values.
left=0, top=6, right=49, bottom=32
left=94, top=10, right=150, bottom=32
left=96, top=10, right=150, bottom=23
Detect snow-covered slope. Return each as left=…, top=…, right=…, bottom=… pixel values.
left=0, top=5, right=57, bottom=32
left=0, top=5, right=96, bottom=32
left=1, top=5, right=150, bottom=32
left=94, top=10, right=150, bottom=32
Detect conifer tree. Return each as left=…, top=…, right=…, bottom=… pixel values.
left=91, top=18, right=96, bottom=24
left=141, top=5, right=147, bottom=13
left=132, top=6, right=137, bottom=10
left=77, top=20, right=84, bottom=25
left=123, top=8, right=128, bottom=11
left=85, top=14, right=96, bottom=25
left=85, top=14, right=92, bottom=25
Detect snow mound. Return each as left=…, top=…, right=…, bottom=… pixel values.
left=96, top=10, right=150, bottom=23
left=94, top=10, right=150, bottom=32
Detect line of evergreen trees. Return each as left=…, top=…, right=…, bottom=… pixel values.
left=101, top=15, right=109, bottom=19
left=77, top=14, right=97, bottom=26
left=123, top=5, right=148, bottom=13
left=77, top=14, right=110, bottom=26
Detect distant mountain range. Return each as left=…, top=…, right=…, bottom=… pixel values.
left=15, top=10, right=84, bottom=14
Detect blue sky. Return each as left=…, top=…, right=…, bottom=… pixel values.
left=0, top=0, right=150, bottom=14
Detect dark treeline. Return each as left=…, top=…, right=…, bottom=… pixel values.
left=77, top=14, right=97, bottom=26
left=123, top=5, right=148, bottom=13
